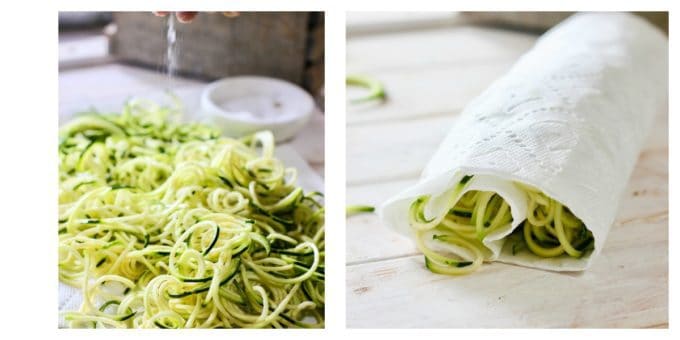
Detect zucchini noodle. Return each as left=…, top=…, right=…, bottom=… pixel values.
left=59, top=100, right=324, bottom=328
left=346, top=75, right=386, bottom=103
left=345, top=205, right=375, bottom=217
left=408, top=175, right=594, bottom=275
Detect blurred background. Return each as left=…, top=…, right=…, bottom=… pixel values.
left=59, top=11, right=325, bottom=176
left=347, top=11, right=667, bottom=36
left=60, top=12, right=324, bottom=91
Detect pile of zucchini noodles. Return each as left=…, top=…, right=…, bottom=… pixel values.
left=58, top=100, right=324, bottom=328
left=408, top=175, right=593, bottom=275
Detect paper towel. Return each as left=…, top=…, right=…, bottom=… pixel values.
left=380, top=13, right=668, bottom=271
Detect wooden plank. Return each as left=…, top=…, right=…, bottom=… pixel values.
left=346, top=178, right=418, bottom=264
left=347, top=115, right=457, bottom=185
left=346, top=12, right=461, bottom=37
left=347, top=62, right=516, bottom=125
left=347, top=25, right=537, bottom=75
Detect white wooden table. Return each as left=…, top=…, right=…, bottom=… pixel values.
left=345, top=18, right=668, bottom=328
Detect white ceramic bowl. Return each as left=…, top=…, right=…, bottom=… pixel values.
left=200, top=76, right=315, bottom=142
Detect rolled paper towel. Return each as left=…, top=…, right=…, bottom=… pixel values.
left=380, top=12, right=668, bottom=273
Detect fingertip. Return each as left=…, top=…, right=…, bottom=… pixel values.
left=177, top=12, right=198, bottom=23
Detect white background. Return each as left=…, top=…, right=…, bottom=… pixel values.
left=0, top=0, right=675, bottom=339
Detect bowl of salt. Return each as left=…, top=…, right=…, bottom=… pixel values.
left=200, top=76, right=315, bottom=142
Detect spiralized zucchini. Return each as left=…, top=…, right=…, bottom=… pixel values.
left=408, top=175, right=593, bottom=275
left=345, top=205, right=375, bottom=217
left=58, top=100, right=324, bottom=328
left=346, top=75, right=386, bottom=103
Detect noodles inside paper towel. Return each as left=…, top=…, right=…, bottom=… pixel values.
left=408, top=175, right=594, bottom=275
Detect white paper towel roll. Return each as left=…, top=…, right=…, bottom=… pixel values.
left=380, top=13, right=668, bottom=271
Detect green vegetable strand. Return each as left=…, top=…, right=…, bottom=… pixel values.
left=346, top=205, right=375, bottom=217
left=346, top=75, right=386, bottom=103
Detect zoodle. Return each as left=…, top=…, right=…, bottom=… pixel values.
left=408, top=175, right=593, bottom=275
left=59, top=101, right=324, bottom=328
left=346, top=75, right=386, bottom=103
